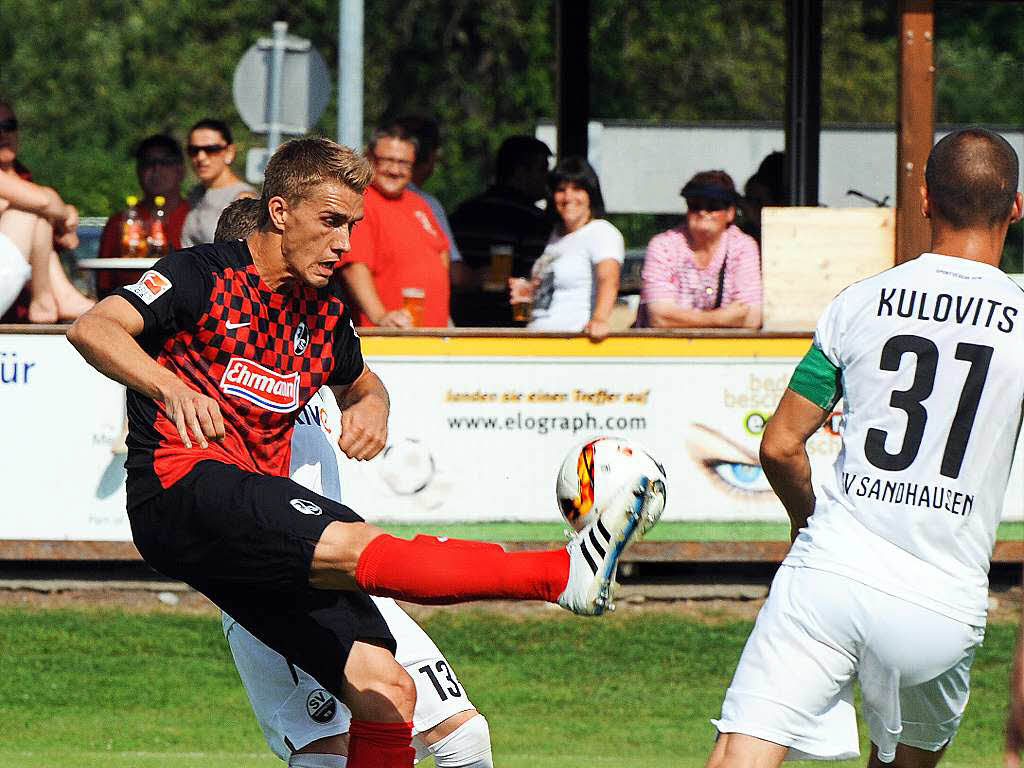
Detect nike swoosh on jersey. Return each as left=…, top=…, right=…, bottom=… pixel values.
left=225, top=321, right=250, bottom=330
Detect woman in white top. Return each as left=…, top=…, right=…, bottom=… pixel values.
left=510, top=156, right=623, bottom=340
left=180, top=119, right=256, bottom=247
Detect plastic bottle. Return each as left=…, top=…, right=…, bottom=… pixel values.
left=121, top=195, right=148, bottom=257
left=147, top=195, right=168, bottom=257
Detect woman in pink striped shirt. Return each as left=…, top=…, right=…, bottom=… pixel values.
left=640, top=170, right=762, bottom=328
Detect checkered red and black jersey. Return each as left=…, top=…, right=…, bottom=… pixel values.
left=114, top=240, right=364, bottom=509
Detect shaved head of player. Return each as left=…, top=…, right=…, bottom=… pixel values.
left=922, top=127, right=1022, bottom=262
left=706, top=128, right=1022, bottom=768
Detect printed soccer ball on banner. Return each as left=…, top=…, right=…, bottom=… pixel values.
left=376, top=437, right=453, bottom=510
left=556, top=436, right=667, bottom=532
left=378, top=438, right=436, bottom=496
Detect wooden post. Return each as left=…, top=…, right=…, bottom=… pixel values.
left=895, top=0, right=935, bottom=264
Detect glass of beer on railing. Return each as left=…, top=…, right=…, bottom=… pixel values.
left=483, top=244, right=514, bottom=292
left=508, top=277, right=533, bottom=324
left=401, top=287, right=426, bottom=327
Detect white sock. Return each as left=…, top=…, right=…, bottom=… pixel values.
left=428, top=714, right=493, bottom=768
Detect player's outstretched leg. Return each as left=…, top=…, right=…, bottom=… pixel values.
left=342, top=471, right=665, bottom=616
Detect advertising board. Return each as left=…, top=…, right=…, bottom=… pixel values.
left=1, top=335, right=1019, bottom=540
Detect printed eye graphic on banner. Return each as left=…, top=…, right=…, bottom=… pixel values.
left=707, top=460, right=771, bottom=494
left=685, top=423, right=773, bottom=500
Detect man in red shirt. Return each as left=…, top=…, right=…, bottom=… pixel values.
left=339, top=123, right=450, bottom=327
left=96, top=134, right=190, bottom=296
left=68, top=138, right=663, bottom=768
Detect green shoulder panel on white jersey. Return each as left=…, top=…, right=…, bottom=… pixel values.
left=788, top=344, right=842, bottom=410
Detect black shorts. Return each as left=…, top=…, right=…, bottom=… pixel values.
left=128, top=460, right=394, bottom=697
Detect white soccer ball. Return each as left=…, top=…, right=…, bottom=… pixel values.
left=556, top=436, right=667, bottom=532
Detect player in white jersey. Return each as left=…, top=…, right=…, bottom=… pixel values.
left=706, top=128, right=1023, bottom=768
left=223, top=387, right=493, bottom=768
left=213, top=201, right=493, bottom=768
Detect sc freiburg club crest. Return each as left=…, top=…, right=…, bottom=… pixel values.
left=290, top=498, right=323, bottom=516
left=293, top=321, right=309, bottom=355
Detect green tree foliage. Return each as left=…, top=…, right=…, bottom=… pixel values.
left=0, top=0, right=556, bottom=213
left=591, top=1, right=786, bottom=122
left=362, top=0, right=555, bottom=209
left=1, top=0, right=272, bottom=213
left=590, top=1, right=898, bottom=124
left=935, top=3, right=1024, bottom=125
left=822, top=0, right=897, bottom=122
left=0, top=0, right=1019, bottom=224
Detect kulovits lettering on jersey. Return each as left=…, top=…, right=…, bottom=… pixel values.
left=876, top=287, right=1018, bottom=334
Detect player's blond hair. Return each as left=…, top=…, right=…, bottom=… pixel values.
left=260, top=137, right=372, bottom=226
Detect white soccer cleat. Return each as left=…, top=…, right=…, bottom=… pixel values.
left=556, top=473, right=666, bottom=616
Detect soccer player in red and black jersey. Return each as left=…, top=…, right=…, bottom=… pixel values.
left=68, top=137, right=665, bottom=768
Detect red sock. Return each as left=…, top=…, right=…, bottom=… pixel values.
left=355, top=534, right=569, bottom=603
left=347, top=719, right=415, bottom=768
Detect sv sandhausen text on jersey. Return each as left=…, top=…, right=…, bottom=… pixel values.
left=841, top=471, right=975, bottom=517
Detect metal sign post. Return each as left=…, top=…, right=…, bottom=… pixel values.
left=338, top=0, right=364, bottom=151
left=266, top=21, right=289, bottom=153
left=233, top=23, right=332, bottom=184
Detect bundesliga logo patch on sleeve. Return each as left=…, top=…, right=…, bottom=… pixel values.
left=124, top=270, right=173, bottom=305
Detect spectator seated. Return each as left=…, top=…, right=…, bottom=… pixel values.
left=640, top=170, right=762, bottom=329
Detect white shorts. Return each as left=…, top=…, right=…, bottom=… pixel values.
left=0, top=232, right=29, bottom=316
left=712, top=565, right=984, bottom=762
left=224, top=597, right=475, bottom=761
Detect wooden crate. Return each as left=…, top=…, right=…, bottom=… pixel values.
left=761, top=207, right=895, bottom=331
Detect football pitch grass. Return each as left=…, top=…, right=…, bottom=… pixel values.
left=0, top=606, right=1014, bottom=767
left=378, top=519, right=1024, bottom=542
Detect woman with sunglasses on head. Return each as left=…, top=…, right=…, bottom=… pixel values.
left=0, top=100, right=94, bottom=323
left=640, top=170, right=762, bottom=328
left=180, top=118, right=256, bottom=247
left=509, top=156, right=624, bottom=341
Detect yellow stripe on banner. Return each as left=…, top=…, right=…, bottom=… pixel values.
left=359, top=335, right=813, bottom=358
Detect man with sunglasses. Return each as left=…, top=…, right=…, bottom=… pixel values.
left=97, top=134, right=190, bottom=295
left=640, top=170, right=762, bottom=328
